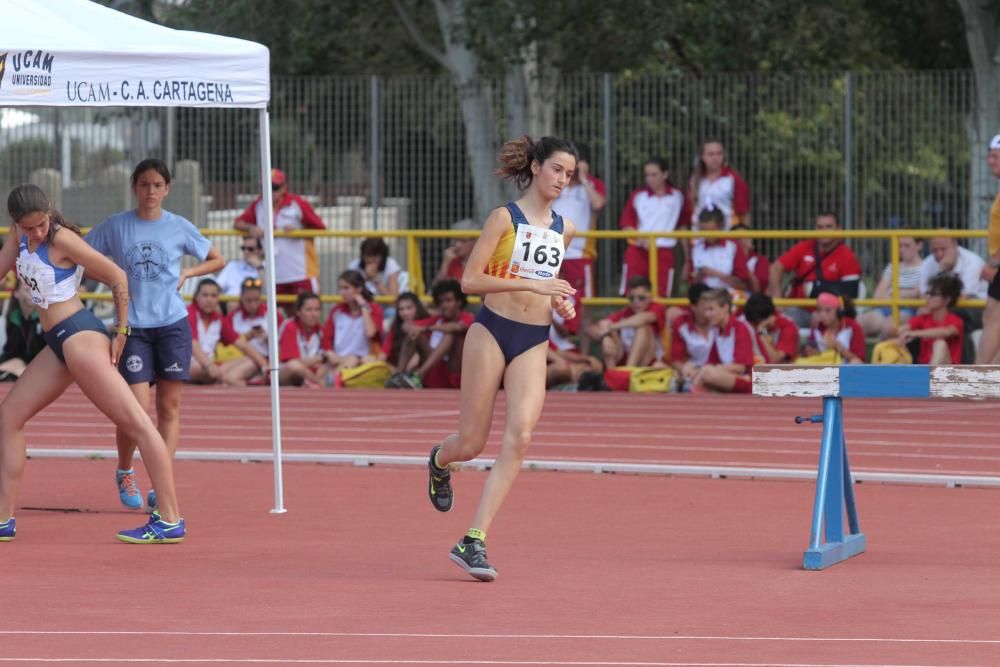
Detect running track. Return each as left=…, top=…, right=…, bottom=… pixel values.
left=3, top=387, right=1000, bottom=666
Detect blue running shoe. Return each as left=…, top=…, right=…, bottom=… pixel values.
left=116, top=511, right=185, bottom=544
left=145, top=489, right=157, bottom=514
left=116, top=469, right=143, bottom=510
left=0, top=518, right=15, bottom=541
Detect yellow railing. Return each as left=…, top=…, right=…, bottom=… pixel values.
left=5, top=227, right=987, bottom=320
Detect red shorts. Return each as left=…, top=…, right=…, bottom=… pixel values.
left=561, top=258, right=594, bottom=298
left=276, top=278, right=319, bottom=296
left=423, top=362, right=461, bottom=389
left=621, top=245, right=674, bottom=298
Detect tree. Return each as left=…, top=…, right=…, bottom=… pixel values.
left=957, top=0, right=1000, bottom=235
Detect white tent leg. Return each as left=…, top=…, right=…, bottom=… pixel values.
left=258, top=108, right=286, bottom=514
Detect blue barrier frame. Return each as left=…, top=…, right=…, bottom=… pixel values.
left=803, top=396, right=866, bottom=570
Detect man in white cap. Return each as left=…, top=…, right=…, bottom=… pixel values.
left=975, top=134, right=1000, bottom=363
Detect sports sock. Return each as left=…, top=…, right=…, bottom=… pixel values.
left=463, top=528, right=486, bottom=544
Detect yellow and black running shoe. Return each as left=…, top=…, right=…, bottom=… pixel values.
left=428, top=444, right=453, bottom=512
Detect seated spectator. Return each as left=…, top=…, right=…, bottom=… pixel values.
left=434, top=218, right=478, bottom=284
left=857, top=235, right=924, bottom=337
left=546, top=292, right=601, bottom=387
left=383, top=292, right=431, bottom=371
left=741, top=293, right=799, bottom=363
left=321, top=270, right=385, bottom=377
left=731, top=222, right=770, bottom=293
left=919, top=235, right=987, bottom=301
left=799, top=291, right=866, bottom=364
left=394, top=279, right=473, bottom=389
left=691, top=288, right=755, bottom=393
left=669, top=284, right=715, bottom=391
left=769, top=212, right=861, bottom=327
left=219, top=277, right=281, bottom=386
left=215, top=236, right=265, bottom=307
left=549, top=290, right=582, bottom=354
left=588, top=276, right=667, bottom=369
left=187, top=279, right=268, bottom=384
left=278, top=292, right=329, bottom=386
left=348, top=237, right=402, bottom=299
left=688, top=206, right=751, bottom=294
left=897, top=273, right=965, bottom=364
left=619, top=158, right=690, bottom=298
left=0, top=278, right=44, bottom=381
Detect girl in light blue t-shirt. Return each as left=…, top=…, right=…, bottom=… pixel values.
left=87, top=159, right=225, bottom=511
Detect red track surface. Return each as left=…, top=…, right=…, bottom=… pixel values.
left=4, top=386, right=1000, bottom=665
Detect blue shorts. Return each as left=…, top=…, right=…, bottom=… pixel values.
left=118, top=317, right=192, bottom=384
left=877, top=307, right=917, bottom=318
left=42, top=309, right=109, bottom=364
left=474, top=306, right=550, bottom=366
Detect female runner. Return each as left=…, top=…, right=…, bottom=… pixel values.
left=427, top=136, right=578, bottom=581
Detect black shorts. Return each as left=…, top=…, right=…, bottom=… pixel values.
left=989, top=267, right=1000, bottom=301
left=118, top=317, right=192, bottom=384
left=42, top=309, right=109, bottom=364
left=473, top=306, right=550, bottom=366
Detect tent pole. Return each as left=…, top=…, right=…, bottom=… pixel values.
left=258, top=107, right=286, bottom=514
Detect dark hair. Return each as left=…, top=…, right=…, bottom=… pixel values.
left=743, top=293, right=776, bottom=324
left=131, top=158, right=171, bottom=186
left=698, top=206, right=726, bottom=227
left=194, top=278, right=220, bottom=297
left=387, top=292, right=431, bottom=365
left=644, top=157, right=670, bottom=173
left=6, top=184, right=83, bottom=241
left=296, top=291, right=320, bottom=312
left=928, top=272, right=963, bottom=308
left=625, top=275, right=652, bottom=292
left=359, top=237, right=390, bottom=273
left=576, top=142, right=592, bottom=164
left=432, top=278, right=467, bottom=307
left=242, top=236, right=262, bottom=250
left=338, top=269, right=374, bottom=302
left=495, top=135, right=579, bottom=191
left=688, top=282, right=711, bottom=305
left=817, top=289, right=856, bottom=319
left=702, top=287, right=732, bottom=308
left=691, top=139, right=726, bottom=198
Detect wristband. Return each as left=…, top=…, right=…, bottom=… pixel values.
left=114, top=325, right=131, bottom=336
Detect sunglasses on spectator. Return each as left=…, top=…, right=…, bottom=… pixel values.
left=271, top=183, right=282, bottom=191
left=927, top=291, right=945, bottom=297
left=241, top=245, right=259, bottom=252
left=242, top=278, right=263, bottom=288
left=628, top=294, right=650, bottom=302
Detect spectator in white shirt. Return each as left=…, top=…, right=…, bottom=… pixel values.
left=215, top=236, right=265, bottom=309
left=857, top=235, right=924, bottom=337
left=919, top=236, right=986, bottom=300
left=348, top=237, right=402, bottom=298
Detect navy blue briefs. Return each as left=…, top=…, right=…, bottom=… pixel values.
left=474, top=306, right=550, bottom=366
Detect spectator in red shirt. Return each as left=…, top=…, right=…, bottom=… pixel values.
left=233, top=168, right=326, bottom=313
left=691, top=289, right=755, bottom=393
left=383, top=292, right=431, bottom=371
left=769, top=212, right=862, bottom=327
left=619, top=158, right=691, bottom=298
left=433, top=218, right=478, bottom=285
left=187, top=279, right=267, bottom=384
left=741, top=293, right=799, bottom=363
left=800, top=291, right=866, bottom=364
left=688, top=206, right=751, bottom=294
left=669, top=283, right=713, bottom=391
left=277, top=292, right=328, bottom=387
left=897, top=273, right=964, bottom=364
left=395, top=279, right=473, bottom=389
left=219, top=277, right=282, bottom=386
left=689, top=139, right=751, bottom=229
left=552, top=143, right=606, bottom=298
left=321, top=270, right=384, bottom=378
left=731, top=222, right=770, bottom=293
left=587, top=275, right=667, bottom=369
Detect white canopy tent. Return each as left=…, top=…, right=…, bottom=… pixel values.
left=0, top=0, right=288, bottom=512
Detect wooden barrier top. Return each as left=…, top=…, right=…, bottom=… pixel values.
left=752, top=365, right=1000, bottom=399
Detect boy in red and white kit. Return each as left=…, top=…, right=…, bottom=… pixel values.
left=396, top=279, right=474, bottom=389
left=688, top=206, right=751, bottom=294
left=897, top=273, right=965, bottom=364
left=587, top=275, right=667, bottom=369
left=690, top=289, right=755, bottom=394
left=233, top=168, right=326, bottom=312
left=669, top=283, right=713, bottom=391
left=741, top=293, right=799, bottom=364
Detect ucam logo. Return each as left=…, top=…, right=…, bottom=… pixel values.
left=535, top=270, right=553, bottom=278
left=0, top=49, right=55, bottom=91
